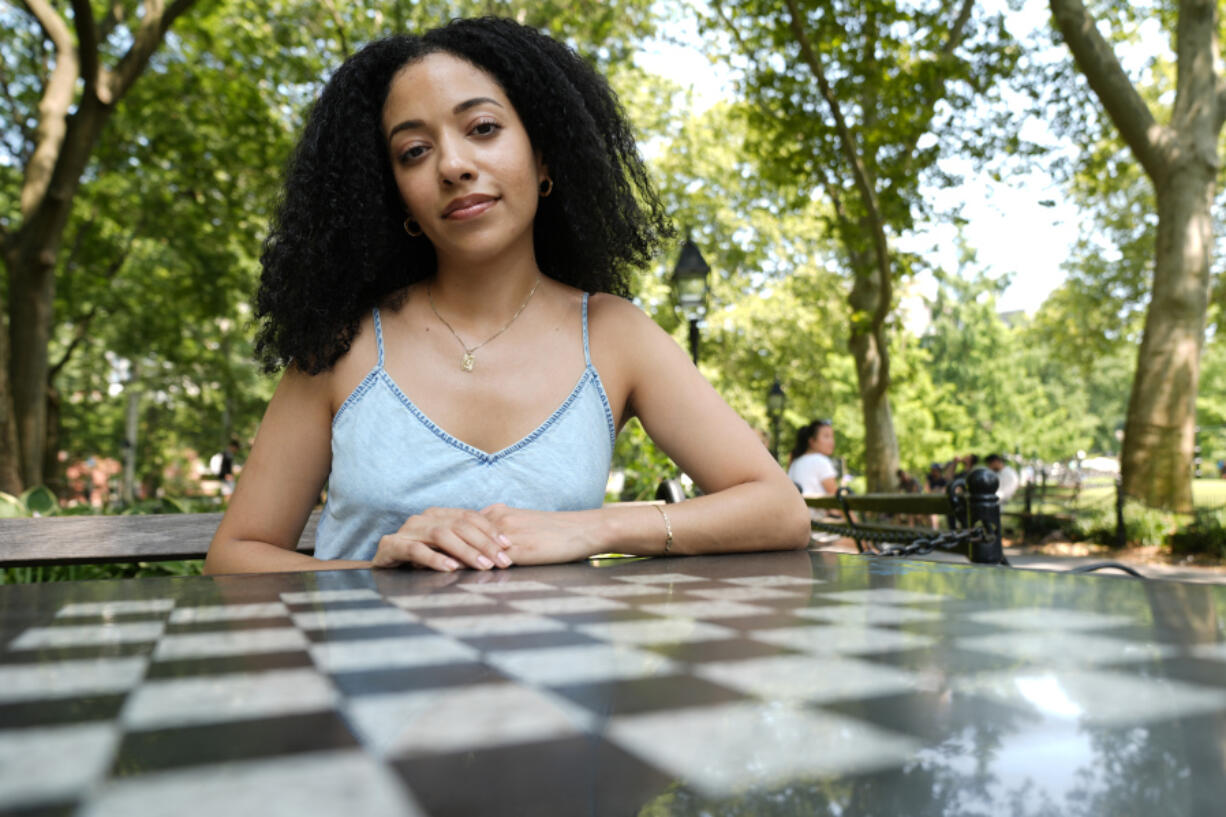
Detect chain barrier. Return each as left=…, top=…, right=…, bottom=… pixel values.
left=811, top=521, right=992, bottom=558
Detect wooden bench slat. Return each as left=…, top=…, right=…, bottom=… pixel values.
left=0, top=511, right=320, bottom=567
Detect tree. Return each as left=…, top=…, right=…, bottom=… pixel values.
left=701, top=0, right=1017, bottom=489
left=1, top=0, right=199, bottom=494
left=1049, top=0, right=1225, bottom=510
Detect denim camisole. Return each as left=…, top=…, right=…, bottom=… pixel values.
left=313, top=293, right=616, bottom=561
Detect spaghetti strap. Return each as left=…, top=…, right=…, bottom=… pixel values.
left=581, top=293, right=592, bottom=367
left=372, top=308, right=385, bottom=369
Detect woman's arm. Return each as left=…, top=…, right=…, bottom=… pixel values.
left=205, top=367, right=362, bottom=574
left=486, top=297, right=810, bottom=564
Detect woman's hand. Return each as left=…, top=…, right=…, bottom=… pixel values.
left=372, top=507, right=514, bottom=571
left=479, top=504, right=603, bottom=565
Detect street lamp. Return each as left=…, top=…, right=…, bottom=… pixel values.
left=671, top=235, right=711, bottom=365
left=766, top=378, right=786, bottom=462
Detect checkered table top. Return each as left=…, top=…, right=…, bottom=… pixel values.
left=1, top=549, right=1224, bottom=816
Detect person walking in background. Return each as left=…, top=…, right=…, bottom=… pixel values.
left=985, top=453, right=1019, bottom=502
left=217, top=439, right=241, bottom=503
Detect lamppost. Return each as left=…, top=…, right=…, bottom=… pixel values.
left=766, top=378, right=785, bottom=462
left=671, top=235, right=711, bottom=365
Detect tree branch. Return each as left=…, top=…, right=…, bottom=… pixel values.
left=49, top=305, right=98, bottom=380
left=70, top=0, right=100, bottom=97
left=894, top=0, right=975, bottom=173
left=942, top=0, right=975, bottom=56
left=98, top=2, right=125, bottom=42
left=320, top=0, right=350, bottom=60
left=1049, top=0, right=1171, bottom=183
left=18, top=0, right=72, bottom=53
left=709, top=0, right=757, bottom=63
left=17, top=0, right=79, bottom=219
left=103, top=0, right=198, bottom=104
left=784, top=0, right=893, bottom=368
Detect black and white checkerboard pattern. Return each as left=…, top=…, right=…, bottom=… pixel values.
left=2, top=559, right=1226, bottom=816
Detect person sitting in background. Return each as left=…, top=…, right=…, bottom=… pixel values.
left=896, top=469, right=920, bottom=493
left=786, top=420, right=853, bottom=549
left=926, top=462, right=948, bottom=493
left=788, top=420, right=838, bottom=497
left=985, top=453, right=1020, bottom=502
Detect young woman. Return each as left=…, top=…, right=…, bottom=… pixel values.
left=787, top=420, right=839, bottom=497
left=205, top=18, right=809, bottom=574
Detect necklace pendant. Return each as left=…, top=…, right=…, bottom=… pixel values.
left=461, top=352, right=475, bottom=372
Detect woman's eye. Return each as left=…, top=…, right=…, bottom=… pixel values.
left=399, top=144, right=427, bottom=163
left=471, top=119, right=501, bottom=137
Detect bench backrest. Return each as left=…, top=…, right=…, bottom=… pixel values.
left=0, top=511, right=320, bottom=567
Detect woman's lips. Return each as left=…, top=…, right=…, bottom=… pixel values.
left=443, top=197, right=498, bottom=220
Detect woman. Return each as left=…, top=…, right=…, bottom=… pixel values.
left=787, top=420, right=839, bottom=498
left=205, top=18, right=809, bottom=574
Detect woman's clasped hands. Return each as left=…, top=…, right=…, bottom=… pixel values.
left=370, top=503, right=600, bottom=571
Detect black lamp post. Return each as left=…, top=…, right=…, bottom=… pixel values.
left=671, top=236, right=711, bottom=365
left=766, top=378, right=786, bottom=462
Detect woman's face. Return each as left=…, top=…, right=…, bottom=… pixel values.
left=382, top=53, right=546, bottom=266
left=809, top=424, right=835, bottom=456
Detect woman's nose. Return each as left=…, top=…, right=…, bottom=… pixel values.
left=437, top=135, right=477, bottom=185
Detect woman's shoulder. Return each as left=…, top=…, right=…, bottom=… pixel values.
left=323, top=307, right=382, bottom=413
left=586, top=291, right=670, bottom=349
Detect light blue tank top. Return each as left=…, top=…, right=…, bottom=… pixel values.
left=313, top=293, right=616, bottom=561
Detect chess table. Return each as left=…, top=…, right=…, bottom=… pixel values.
left=1, top=550, right=1224, bottom=816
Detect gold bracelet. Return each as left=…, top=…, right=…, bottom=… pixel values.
left=653, top=503, right=673, bottom=555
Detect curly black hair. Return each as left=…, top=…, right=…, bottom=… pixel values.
left=254, top=17, right=674, bottom=374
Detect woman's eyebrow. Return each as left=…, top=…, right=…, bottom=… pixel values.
left=387, top=97, right=505, bottom=139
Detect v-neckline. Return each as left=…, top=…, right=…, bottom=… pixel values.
left=375, top=366, right=594, bottom=462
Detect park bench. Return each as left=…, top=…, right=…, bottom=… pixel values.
left=805, top=467, right=1143, bottom=576
left=805, top=468, right=1008, bottom=565
left=0, top=510, right=319, bottom=567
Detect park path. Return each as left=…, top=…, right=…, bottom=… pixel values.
left=816, top=544, right=1226, bottom=585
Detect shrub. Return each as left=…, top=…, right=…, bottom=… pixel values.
left=1067, top=501, right=1175, bottom=548
left=1170, top=507, right=1226, bottom=558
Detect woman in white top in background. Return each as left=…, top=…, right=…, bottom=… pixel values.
left=787, top=420, right=838, bottom=497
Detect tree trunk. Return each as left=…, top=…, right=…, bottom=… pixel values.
left=848, top=252, right=900, bottom=492
left=0, top=311, right=21, bottom=494
left=851, top=329, right=900, bottom=492
left=1121, top=160, right=1214, bottom=511
left=6, top=97, right=111, bottom=489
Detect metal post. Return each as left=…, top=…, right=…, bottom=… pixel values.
left=688, top=318, right=699, bottom=365
left=122, top=363, right=140, bottom=506
left=967, top=466, right=1004, bottom=564
left=770, top=415, right=780, bottom=462
left=1115, top=475, right=1127, bottom=548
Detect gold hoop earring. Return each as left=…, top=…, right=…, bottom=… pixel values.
left=403, top=217, right=423, bottom=237
left=538, top=178, right=553, bottom=197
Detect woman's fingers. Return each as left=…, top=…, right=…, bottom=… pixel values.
left=432, top=526, right=508, bottom=570
left=372, top=508, right=515, bottom=572
left=372, top=535, right=460, bottom=571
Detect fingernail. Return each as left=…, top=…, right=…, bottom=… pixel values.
left=495, top=551, right=512, bottom=567
left=477, top=555, right=494, bottom=569
left=444, top=559, right=459, bottom=571
left=498, top=534, right=512, bottom=547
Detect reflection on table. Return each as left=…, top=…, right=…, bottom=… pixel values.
left=0, top=550, right=1224, bottom=816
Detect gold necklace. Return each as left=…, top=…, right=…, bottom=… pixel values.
left=427, top=278, right=541, bottom=372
